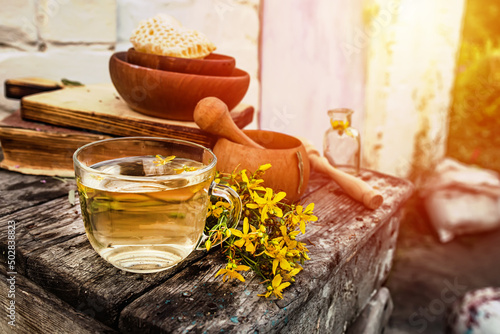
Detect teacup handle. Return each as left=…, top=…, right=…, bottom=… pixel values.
left=196, top=182, right=242, bottom=250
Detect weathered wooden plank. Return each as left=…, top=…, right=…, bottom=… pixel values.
left=0, top=167, right=75, bottom=216
left=116, top=213, right=401, bottom=333
left=0, top=186, right=208, bottom=328
left=116, top=214, right=400, bottom=333
left=118, top=249, right=270, bottom=333
left=346, top=287, right=393, bottom=334
left=117, top=172, right=413, bottom=333
left=0, top=264, right=116, bottom=334
left=0, top=166, right=412, bottom=333
left=274, top=213, right=401, bottom=333
left=0, top=196, right=83, bottom=274
left=4, top=77, right=61, bottom=99
left=23, top=234, right=207, bottom=328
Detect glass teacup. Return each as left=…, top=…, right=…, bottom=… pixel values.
left=73, top=137, right=241, bottom=274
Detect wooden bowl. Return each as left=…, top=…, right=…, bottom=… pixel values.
left=109, top=52, right=250, bottom=121
left=213, top=130, right=310, bottom=203
left=127, top=48, right=236, bottom=76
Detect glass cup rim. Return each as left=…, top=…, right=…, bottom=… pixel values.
left=73, top=136, right=217, bottom=182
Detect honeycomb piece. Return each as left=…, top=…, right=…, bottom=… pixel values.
left=130, top=14, right=216, bottom=59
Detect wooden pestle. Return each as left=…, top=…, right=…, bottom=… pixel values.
left=194, top=97, right=264, bottom=149
left=194, top=97, right=383, bottom=210
left=299, top=137, right=384, bottom=210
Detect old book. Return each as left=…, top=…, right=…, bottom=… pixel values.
left=0, top=110, right=110, bottom=177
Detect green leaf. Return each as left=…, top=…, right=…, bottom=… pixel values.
left=61, top=78, right=84, bottom=86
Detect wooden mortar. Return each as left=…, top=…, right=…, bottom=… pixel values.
left=212, top=130, right=310, bottom=203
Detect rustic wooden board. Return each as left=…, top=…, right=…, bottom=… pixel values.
left=0, top=264, right=116, bottom=334
left=0, top=190, right=206, bottom=327
left=20, top=84, right=254, bottom=148
left=118, top=172, right=413, bottom=333
left=4, top=77, right=61, bottom=99
left=0, top=168, right=413, bottom=333
left=0, top=196, right=82, bottom=274
left=24, top=234, right=207, bottom=327
left=0, top=167, right=75, bottom=216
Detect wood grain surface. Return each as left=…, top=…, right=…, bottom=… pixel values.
left=20, top=84, right=254, bottom=148
left=0, top=167, right=74, bottom=216
left=0, top=263, right=116, bottom=334
left=4, top=77, right=61, bottom=99
left=0, top=165, right=413, bottom=333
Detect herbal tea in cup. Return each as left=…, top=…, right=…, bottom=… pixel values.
left=73, top=137, right=241, bottom=274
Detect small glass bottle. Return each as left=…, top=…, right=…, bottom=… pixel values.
left=323, top=108, right=361, bottom=175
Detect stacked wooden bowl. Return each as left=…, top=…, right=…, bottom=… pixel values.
left=109, top=48, right=250, bottom=121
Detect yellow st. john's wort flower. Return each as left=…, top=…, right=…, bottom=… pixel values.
left=293, top=203, right=318, bottom=234
left=281, top=267, right=302, bottom=282
left=241, top=170, right=265, bottom=193
left=246, top=188, right=286, bottom=222
left=215, top=262, right=250, bottom=282
left=205, top=227, right=231, bottom=251
left=207, top=201, right=230, bottom=218
left=153, top=154, right=176, bottom=166
left=279, top=225, right=300, bottom=248
left=230, top=218, right=257, bottom=253
left=174, top=165, right=199, bottom=174
left=258, top=274, right=290, bottom=299
left=257, top=163, right=272, bottom=171
left=265, top=242, right=292, bottom=275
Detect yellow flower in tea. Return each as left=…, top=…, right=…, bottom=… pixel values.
left=215, top=262, right=250, bottom=282
left=247, top=188, right=286, bottom=222
left=153, top=154, right=176, bottom=166
left=230, top=218, right=257, bottom=253
left=174, top=165, right=200, bottom=174
left=258, top=274, right=290, bottom=299
left=293, top=203, right=318, bottom=234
